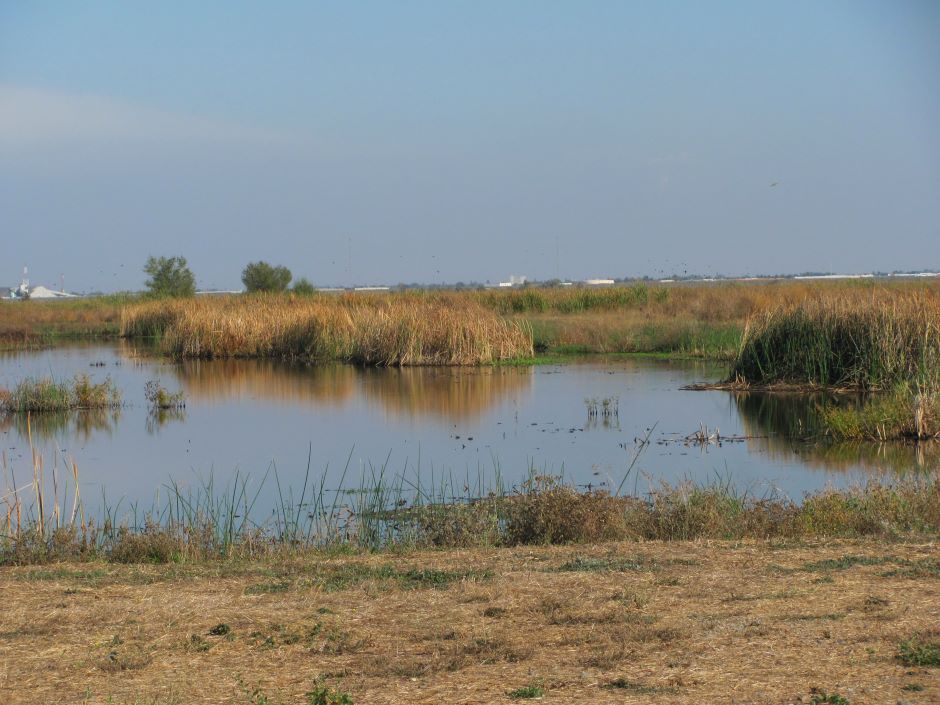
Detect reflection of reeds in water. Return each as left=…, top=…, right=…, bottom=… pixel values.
left=358, top=366, right=533, bottom=422
left=733, top=392, right=940, bottom=474
left=146, top=407, right=187, bottom=435
left=0, top=408, right=120, bottom=442
left=735, top=391, right=841, bottom=442
left=172, top=359, right=359, bottom=407
left=172, top=359, right=533, bottom=422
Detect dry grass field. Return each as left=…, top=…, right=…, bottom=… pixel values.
left=1, top=539, right=937, bottom=705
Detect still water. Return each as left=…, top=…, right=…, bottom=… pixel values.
left=1, top=344, right=934, bottom=510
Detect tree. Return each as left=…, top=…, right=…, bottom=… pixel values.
left=242, top=261, right=292, bottom=293
left=143, top=256, right=196, bottom=297
left=292, top=277, right=316, bottom=295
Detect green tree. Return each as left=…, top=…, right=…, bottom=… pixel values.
left=143, top=256, right=196, bottom=297
left=292, top=277, right=316, bottom=295
left=242, top=261, right=292, bottom=293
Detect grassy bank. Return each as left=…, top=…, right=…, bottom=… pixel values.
left=1, top=538, right=937, bottom=704
left=3, top=451, right=938, bottom=565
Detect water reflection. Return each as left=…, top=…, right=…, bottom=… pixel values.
left=0, top=408, right=121, bottom=442
left=733, top=392, right=939, bottom=474
left=358, top=366, right=532, bottom=421
left=172, top=359, right=533, bottom=422
left=173, top=359, right=358, bottom=407
left=146, top=407, right=187, bottom=435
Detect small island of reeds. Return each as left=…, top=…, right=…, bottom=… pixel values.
left=121, top=295, right=534, bottom=365
left=0, top=374, right=121, bottom=413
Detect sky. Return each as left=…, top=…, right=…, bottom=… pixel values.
left=1, top=1, right=938, bottom=292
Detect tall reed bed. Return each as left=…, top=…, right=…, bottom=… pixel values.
left=121, top=295, right=533, bottom=365
left=729, top=293, right=940, bottom=389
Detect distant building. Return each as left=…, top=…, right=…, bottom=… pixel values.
left=498, top=275, right=527, bottom=287
left=583, top=278, right=615, bottom=286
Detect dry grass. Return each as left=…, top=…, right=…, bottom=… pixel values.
left=121, top=295, right=533, bottom=365
left=1, top=539, right=937, bottom=704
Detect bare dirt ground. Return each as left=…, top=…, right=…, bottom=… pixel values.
left=0, top=538, right=937, bottom=705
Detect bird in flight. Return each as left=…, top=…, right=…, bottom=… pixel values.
left=770, top=182, right=778, bottom=187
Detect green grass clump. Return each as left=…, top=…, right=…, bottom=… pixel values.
left=315, top=564, right=491, bottom=592
left=307, top=683, right=354, bottom=705
left=603, top=679, right=679, bottom=695
left=507, top=681, right=544, bottom=699
left=897, top=636, right=940, bottom=667
left=801, top=555, right=893, bottom=572
left=809, top=690, right=849, bottom=705
left=0, top=374, right=121, bottom=412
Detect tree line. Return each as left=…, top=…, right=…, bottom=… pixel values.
left=143, top=256, right=315, bottom=297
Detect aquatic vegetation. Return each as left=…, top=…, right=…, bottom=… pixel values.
left=144, top=379, right=186, bottom=409
left=0, top=374, right=121, bottom=412
left=585, top=396, right=619, bottom=419
left=821, top=384, right=939, bottom=440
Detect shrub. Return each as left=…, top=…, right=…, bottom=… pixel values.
left=109, top=526, right=181, bottom=564
left=144, top=256, right=196, bottom=298
left=292, top=277, right=317, bottom=295
left=242, top=261, right=292, bottom=293
left=503, top=477, right=632, bottom=545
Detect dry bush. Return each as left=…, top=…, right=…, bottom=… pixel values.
left=503, top=477, right=634, bottom=545
left=108, top=526, right=182, bottom=564
left=0, top=527, right=89, bottom=566
left=406, top=500, right=502, bottom=548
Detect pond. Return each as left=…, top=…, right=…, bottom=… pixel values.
left=1, top=344, right=934, bottom=513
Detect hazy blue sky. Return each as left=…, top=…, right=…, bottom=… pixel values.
left=2, top=1, right=938, bottom=291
